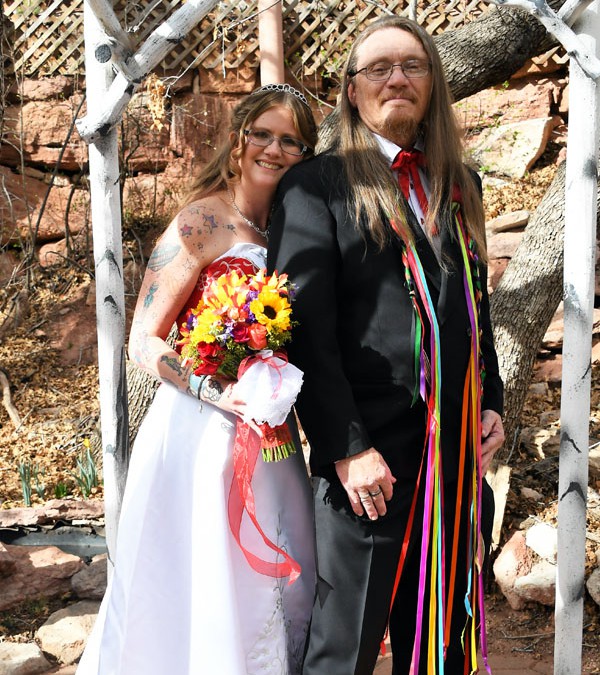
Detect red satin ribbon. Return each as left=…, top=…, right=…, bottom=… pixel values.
left=228, top=420, right=301, bottom=584
left=227, top=352, right=301, bottom=584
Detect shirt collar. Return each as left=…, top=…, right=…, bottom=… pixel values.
left=373, top=132, right=425, bottom=165
left=373, top=133, right=400, bottom=164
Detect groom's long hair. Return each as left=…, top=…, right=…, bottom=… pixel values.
left=336, top=16, right=487, bottom=260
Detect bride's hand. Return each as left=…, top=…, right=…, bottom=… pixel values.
left=200, top=376, right=262, bottom=435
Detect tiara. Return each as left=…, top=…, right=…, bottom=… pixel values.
left=253, top=83, right=309, bottom=106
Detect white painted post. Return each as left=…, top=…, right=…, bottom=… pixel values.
left=83, top=0, right=129, bottom=573
left=258, top=0, right=284, bottom=84
left=554, top=3, right=600, bottom=673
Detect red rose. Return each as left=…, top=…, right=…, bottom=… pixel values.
left=195, top=341, right=223, bottom=374
left=248, top=323, right=267, bottom=350
left=232, top=323, right=250, bottom=343
left=194, top=361, right=219, bottom=375
left=197, top=342, right=222, bottom=359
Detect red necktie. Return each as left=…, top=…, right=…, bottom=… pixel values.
left=391, top=148, right=436, bottom=234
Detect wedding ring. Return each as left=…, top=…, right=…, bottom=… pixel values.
left=369, top=488, right=383, bottom=497
left=358, top=493, right=372, bottom=502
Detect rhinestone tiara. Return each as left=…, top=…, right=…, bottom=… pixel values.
left=252, top=83, right=309, bottom=106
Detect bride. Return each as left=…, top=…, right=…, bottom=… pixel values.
left=77, top=84, right=318, bottom=675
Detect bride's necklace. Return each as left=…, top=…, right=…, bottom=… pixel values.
left=227, top=188, right=268, bottom=241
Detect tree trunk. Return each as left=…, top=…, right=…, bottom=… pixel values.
left=491, top=161, right=600, bottom=461
left=126, top=360, right=159, bottom=445
left=436, top=3, right=558, bottom=101
left=127, top=325, right=176, bottom=442
left=554, top=7, right=599, bottom=670
left=258, top=0, right=284, bottom=85
left=84, top=1, right=129, bottom=569
left=490, top=162, right=566, bottom=460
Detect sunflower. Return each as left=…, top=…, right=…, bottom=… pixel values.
left=250, top=289, right=292, bottom=332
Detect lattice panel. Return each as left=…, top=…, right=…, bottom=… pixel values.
left=5, top=0, right=500, bottom=78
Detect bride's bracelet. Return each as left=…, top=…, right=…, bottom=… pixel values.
left=187, top=373, right=208, bottom=400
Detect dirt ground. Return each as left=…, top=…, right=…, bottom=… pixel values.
left=0, top=144, right=599, bottom=671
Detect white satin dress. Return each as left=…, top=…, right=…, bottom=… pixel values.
left=77, top=243, right=316, bottom=675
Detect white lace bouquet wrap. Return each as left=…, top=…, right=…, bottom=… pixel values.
left=235, top=350, right=304, bottom=428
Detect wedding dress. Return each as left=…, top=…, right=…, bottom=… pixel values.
left=77, top=242, right=315, bottom=675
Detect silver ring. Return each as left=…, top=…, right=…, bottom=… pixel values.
left=358, top=493, right=372, bottom=502
left=369, top=488, right=383, bottom=497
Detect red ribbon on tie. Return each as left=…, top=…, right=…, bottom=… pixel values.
left=391, top=148, right=437, bottom=235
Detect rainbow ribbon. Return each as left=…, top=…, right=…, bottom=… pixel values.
left=388, top=206, right=490, bottom=674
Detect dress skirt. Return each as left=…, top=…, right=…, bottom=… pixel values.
left=77, top=383, right=315, bottom=675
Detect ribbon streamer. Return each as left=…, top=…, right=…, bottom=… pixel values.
left=228, top=419, right=301, bottom=584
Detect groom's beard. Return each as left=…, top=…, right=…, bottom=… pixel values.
left=383, top=115, right=420, bottom=148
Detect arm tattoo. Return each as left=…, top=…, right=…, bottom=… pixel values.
left=160, top=354, right=184, bottom=377
left=201, top=377, right=223, bottom=403
left=143, top=282, right=159, bottom=308
left=148, top=243, right=181, bottom=271
left=179, top=223, right=193, bottom=237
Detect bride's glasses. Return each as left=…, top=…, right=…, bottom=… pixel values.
left=244, top=129, right=308, bottom=156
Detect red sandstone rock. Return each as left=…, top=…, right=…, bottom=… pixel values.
left=0, top=545, right=84, bottom=612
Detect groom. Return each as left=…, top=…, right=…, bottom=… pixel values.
left=268, top=15, right=505, bottom=675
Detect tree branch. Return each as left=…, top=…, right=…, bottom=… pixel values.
left=84, top=0, right=135, bottom=52
left=484, top=0, right=600, bottom=78
left=76, top=0, right=221, bottom=144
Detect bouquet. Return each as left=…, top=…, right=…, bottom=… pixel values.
left=177, top=268, right=303, bottom=461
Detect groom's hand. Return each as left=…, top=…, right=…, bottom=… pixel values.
left=335, top=448, right=396, bottom=520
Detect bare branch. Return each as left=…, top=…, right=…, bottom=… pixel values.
left=85, top=0, right=135, bottom=52
left=76, top=0, right=221, bottom=144
left=0, top=369, right=21, bottom=428
left=558, top=0, right=596, bottom=24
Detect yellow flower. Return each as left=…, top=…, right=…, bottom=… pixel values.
left=190, top=308, right=221, bottom=343
left=250, top=290, right=292, bottom=332
left=203, top=271, right=250, bottom=320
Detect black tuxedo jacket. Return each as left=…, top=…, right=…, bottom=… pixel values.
left=267, top=152, right=503, bottom=486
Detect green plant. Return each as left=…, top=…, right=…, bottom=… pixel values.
left=31, top=464, right=46, bottom=500
left=54, top=482, right=69, bottom=499
left=70, top=441, right=98, bottom=498
left=17, top=461, right=32, bottom=506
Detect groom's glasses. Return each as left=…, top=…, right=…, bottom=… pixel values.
left=349, top=59, right=431, bottom=81
left=244, top=129, right=308, bottom=156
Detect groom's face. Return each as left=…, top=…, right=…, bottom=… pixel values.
left=347, top=27, right=433, bottom=147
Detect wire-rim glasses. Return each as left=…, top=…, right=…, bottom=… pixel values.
left=349, top=59, right=431, bottom=81
left=243, top=129, right=307, bottom=156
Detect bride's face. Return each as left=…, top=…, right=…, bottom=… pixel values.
left=238, top=105, right=305, bottom=191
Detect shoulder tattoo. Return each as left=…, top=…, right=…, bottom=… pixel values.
left=179, top=223, right=193, bottom=237
left=202, top=213, right=218, bottom=233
